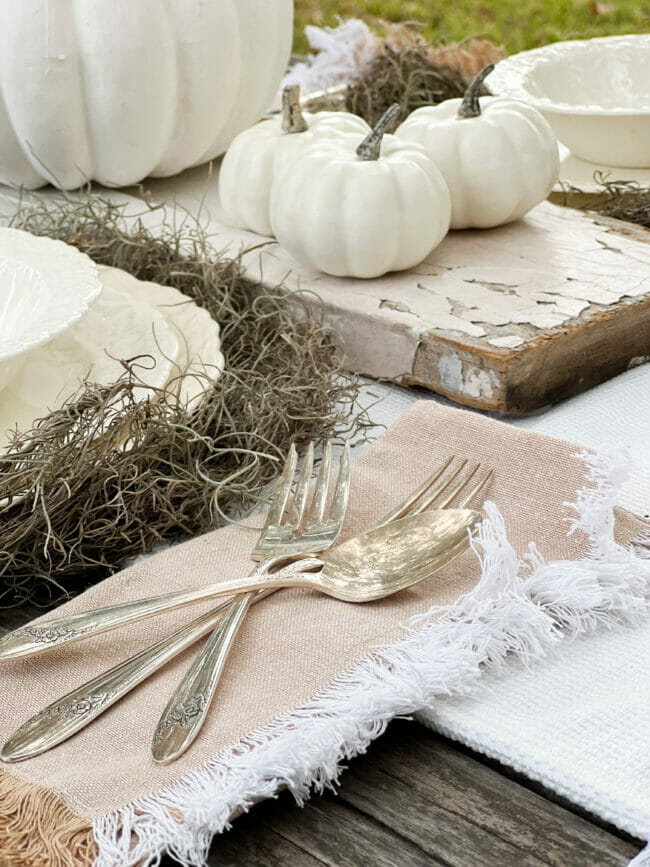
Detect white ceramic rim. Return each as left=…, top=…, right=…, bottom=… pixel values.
left=553, top=143, right=650, bottom=191
left=489, top=35, right=650, bottom=117
left=0, top=267, right=227, bottom=455
left=0, top=228, right=102, bottom=364
left=0, top=281, right=181, bottom=451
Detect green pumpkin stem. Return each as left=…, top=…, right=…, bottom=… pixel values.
left=457, top=64, right=495, bottom=119
left=356, top=103, right=401, bottom=161
left=282, top=85, right=309, bottom=134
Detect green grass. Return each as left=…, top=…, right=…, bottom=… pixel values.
left=293, top=0, right=649, bottom=55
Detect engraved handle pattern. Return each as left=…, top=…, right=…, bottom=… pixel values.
left=151, top=559, right=314, bottom=762
left=0, top=559, right=324, bottom=661
left=0, top=603, right=233, bottom=762
left=152, top=592, right=254, bottom=763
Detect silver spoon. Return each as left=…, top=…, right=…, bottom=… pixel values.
left=0, top=509, right=482, bottom=762
left=0, top=509, right=481, bottom=664
left=1, top=508, right=480, bottom=763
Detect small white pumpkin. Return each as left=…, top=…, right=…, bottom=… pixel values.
left=396, top=65, right=560, bottom=229
left=219, top=86, right=370, bottom=236
left=270, top=105, right=451, bottom=279
left=0, top=0, right=293, bottom=190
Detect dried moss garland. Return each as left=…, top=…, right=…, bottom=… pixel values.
left=598, top=180, right=650, bottom=229
left=345, top=25, right=504, bottom=125
left=346, top=46, right=466, bottom=126
left=0, top=196, right=365, bottom=607
left=554, top=177, right=650, bottom=229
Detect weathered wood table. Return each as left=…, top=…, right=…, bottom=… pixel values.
left=0, top=585, right=643, bottom=866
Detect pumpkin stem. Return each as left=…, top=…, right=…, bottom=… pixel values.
left=457, top=64, right=495, bottom=119
left=282, top=85, right=309, bottom=134
left=356, top=104, right=401, bottom=161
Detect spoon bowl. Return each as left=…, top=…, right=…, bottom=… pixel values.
left=313, top=508, right=481, bottom=601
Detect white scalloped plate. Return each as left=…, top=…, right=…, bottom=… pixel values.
left=490, top=35, right=650, bottom=167
left=0, top=267, right=224, bottom=447
left=0, top=229, right=102, bottom=390
left=0, top=282, right=179, bottom=445
left=96, top=265, right=225, bottom=409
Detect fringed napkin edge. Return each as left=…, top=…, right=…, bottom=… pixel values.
left=78, top=445, right=650, bottom=867
left=0, top=446, right=647, bottom=866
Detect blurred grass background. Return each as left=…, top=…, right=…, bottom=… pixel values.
left=293, top=0, right=649, bottom=54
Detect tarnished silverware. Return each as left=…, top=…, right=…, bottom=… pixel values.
left=0, top=458, right=491, bottom=762
left=0, top=440, right=346, bottom=662
left=153, top=457, right=491, bottom=764
left=0, top=439, right=351, bottom=766
left=0, top=457, right=490, bottom=662
left=1, top=510, right=481, bottom=763
left=153, top=507, right=481, bottom=603
left=0, top=507, right=483, bottom=657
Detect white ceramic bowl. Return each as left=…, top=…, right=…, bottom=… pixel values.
left=489, top=35, right=650, bottom=168
left=0, top=229, right=102, bottom=391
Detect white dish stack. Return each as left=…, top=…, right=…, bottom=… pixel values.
left=0, top=229, right=224, bottom=446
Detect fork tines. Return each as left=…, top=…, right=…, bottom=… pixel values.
left=252, top=440, right=351, bottom=561
left=378, top=456, right=493, bottom=528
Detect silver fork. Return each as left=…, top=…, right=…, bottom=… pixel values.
left=0, top=456, right=491, bottom=763
left=151, top=439, right=351, bottom=763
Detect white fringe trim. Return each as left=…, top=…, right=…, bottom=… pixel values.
left=93, top=448, right=650, bottom=866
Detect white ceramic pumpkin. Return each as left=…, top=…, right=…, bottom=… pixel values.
left=219, top=86, right=371, bottom=236
left=396, top=65, right=560, bottom=229
left=270, top=106, right=451, bottom=279
left=0, top=0, right=293, bottom=190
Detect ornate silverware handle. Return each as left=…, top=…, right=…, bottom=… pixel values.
left=152, top=591, right=255, bottom=763
left=0, top=559, right=323, bottom=661
left=0, top=601, right=235, bottom=762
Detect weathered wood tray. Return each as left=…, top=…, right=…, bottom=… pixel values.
left=142, top=166, right=650, bottom=414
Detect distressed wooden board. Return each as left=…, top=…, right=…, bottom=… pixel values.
left=145, top=166, right=647, bottom=413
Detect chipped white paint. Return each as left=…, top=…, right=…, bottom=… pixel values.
left=437, top=353, right=500, bottom=400
left=379, top=299, right=412, bottom=314
left=463, top=366, right=499, bottom=400
left=141, top=163, right=649, bottom=338
left=67, top=164, right=649, bottom=408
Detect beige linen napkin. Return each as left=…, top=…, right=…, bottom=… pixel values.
left=0, top=400, right=646, bottom=865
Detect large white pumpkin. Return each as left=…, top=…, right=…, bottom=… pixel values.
left=0, top=0, right=293, bottom=190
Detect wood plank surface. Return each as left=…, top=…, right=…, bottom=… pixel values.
left=141, top=166, right=650, bottom=414
left=162, top=720, right=642, bottom=867
left=3, top=175, right=648, bottom=415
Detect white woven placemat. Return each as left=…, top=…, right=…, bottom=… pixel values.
left=360, top=364, right=650, bottom=853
